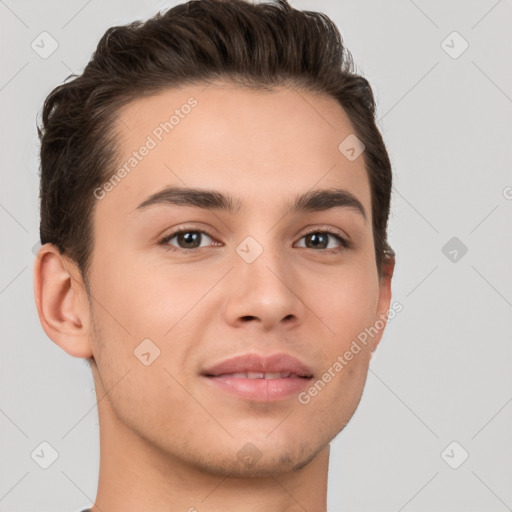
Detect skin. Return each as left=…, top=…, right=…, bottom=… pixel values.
left=34, top=82, right=394, bottom=512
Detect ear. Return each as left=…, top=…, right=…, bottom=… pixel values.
left=33, top=243, right=93, bottom=358
left=370, top=253, right=396, bottom=353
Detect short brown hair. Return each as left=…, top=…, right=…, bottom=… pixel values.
left=37, top=0, right=394, bottom=283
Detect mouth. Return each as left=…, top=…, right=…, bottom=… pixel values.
left=200, top=352, right=313, bottom=402
left=205, top=372, right=309, bottom=379
left=201, top=373, right=312, bottom=402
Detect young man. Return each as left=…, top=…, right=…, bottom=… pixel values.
left=34, top=0, right=395, bottom=510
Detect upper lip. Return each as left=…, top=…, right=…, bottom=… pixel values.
left=201, top=352, right=313, bottom=378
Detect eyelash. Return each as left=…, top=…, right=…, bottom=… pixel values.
left=158, top=226, right=351, bottom=254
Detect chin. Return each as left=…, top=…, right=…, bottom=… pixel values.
left=184, top=438, right=323, bottom=478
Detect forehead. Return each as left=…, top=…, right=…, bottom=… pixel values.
left=100, top=83, right=371, bottom=219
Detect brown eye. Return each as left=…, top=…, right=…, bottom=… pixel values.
left=160, top=230, right=215, bottom=251
left=175, top=231, right=202, bottom=249
left=295, top=230, right=349, bottom=251
left=304, top=232, right=329, bottom=249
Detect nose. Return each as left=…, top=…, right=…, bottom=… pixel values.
left=221, top=240, right=306, bottom=331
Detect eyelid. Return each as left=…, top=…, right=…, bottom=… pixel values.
left=158, top=221, right=218, bottom=240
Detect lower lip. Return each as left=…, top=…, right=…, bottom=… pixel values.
left=202, top=375, right=312, bottom=402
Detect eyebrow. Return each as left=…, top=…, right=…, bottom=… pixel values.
left=134, top=186, right=367, bottom=221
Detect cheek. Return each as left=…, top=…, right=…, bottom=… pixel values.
left=89, top=255, right=200, bottom=341
left=308, top=269, right=378, bottom=409
left=315, top=268, right=380, bottom=347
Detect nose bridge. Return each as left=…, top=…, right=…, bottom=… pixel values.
left=235, top=233, right=283, bottom=288
left=222, top=229, right=305, bottom=329
left=234, top=228, right=288, bottom=285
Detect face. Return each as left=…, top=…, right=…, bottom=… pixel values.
left=85, top=82, right=392, bottom=476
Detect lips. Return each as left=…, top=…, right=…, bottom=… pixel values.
left=201, top=352, right=314, bottom=378
left=217, top=372, right=303, bottom=379
left=200, top=352, right=313, bottom=402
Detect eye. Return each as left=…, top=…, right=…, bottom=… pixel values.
left=158, top=226, right=351, bottom=254
left=159, top=229, right=218, bottom=252
left=295, top=229, right=350, bottom=252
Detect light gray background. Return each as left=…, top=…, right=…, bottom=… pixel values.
left=1, top=1, right=511, bottom=511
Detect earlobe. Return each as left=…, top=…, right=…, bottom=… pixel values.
left=33, top=244, right=93, bottom=359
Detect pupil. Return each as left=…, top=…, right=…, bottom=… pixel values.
left=308, top=233, right=327, bottom=249
left=180, top=231, right=200, bottom=248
